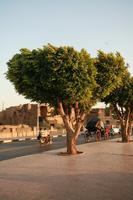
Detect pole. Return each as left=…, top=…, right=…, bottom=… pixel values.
left=37, top=103, right=40, bottom=135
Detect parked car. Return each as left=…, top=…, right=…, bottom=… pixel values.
left=110, top=127, right=121, bottom=135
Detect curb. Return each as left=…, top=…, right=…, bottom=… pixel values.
left=52, top=134, right=66, bottom=138
left=0, top=137, right=37, bottom=143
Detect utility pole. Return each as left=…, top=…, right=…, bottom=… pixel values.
left=36, top=103, right=40, bottom=135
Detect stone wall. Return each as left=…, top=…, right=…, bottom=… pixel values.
left=0, top=125, right=37, bottom=140
left=0, top=104, right=38, bottom=127
left=0, top=104, right=38, bottom=140
left=0, top=103, right=64, bottom=140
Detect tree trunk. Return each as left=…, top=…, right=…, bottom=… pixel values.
left=121, top=123, right=129, bottom=142
left=121, top=107, right=131, bottom=142
left=113, top=104, right=130, bottom=143
left=121, top=132, right=129, bottom=142
left=128, top=119, right=132, bottom=136
left=57, top=99, right=85, bottom=155
left=66, top=132, right=78, bottom=155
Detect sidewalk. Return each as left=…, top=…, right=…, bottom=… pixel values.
left=0, top=139, right=133, bottom=200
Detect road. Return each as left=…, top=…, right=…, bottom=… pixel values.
left=0, top=133, right=121, bottom=161
left=0, top=135, right=85, bottom=161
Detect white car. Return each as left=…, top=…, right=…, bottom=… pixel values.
left=110, top=127, right=121, bottom=135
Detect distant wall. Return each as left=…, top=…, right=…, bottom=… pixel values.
left=0, top=125, right=37, bottom=140
left=0, top=104, right=38, bottom=127
left=0, top=103, right=64, bottom=140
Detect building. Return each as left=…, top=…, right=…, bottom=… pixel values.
left=0, top=103, right=120, bottom=128
left=0, top=104, right=38, bottom=127
left=86, top=107, right=120, bottom=127
left=0, top=103, right=64, bottom=128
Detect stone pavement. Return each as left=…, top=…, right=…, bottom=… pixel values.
left=0, top=139, right=133, bottom=200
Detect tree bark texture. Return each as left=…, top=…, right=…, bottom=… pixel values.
left=113, top=104, right=131, bottom=142
left=58, top=99, right=85, bottom=155
left=121, top=124, right=129, bottom=142
left=66, top=132, right=77, bottom=154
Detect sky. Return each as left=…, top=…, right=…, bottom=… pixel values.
left=0, top=0, right=133, bottom=110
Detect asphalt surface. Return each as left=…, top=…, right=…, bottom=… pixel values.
left=0, top=133, right=121, bottom=162
left=0, top=135, right=85, bottom=161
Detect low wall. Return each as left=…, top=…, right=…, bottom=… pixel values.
left=0, top=125, right=37, bottom=140
left=0, top=125, right=66, bottom=141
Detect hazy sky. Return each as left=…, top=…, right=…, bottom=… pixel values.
left=0, top=0, right=133, bottom=109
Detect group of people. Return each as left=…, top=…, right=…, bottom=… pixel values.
left=85, top=119, right=112, bottom=142
left=95, top=119, right=112, bottom=141
left=37, top=119, right=113, bottom=144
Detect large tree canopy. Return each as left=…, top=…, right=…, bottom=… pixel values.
left=6, top=44, right=97, bottom=110
left=6, top=44, right=97, bottom=154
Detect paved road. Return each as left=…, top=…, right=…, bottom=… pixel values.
left=0, top=135, right=85, bottom=161
left=0, top=133, right=121, bottom=161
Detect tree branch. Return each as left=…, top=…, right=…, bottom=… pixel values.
left=75, top=112, right=86, bottom=140
left=113, top=103, right=123, bottom=122
left=57, top=98, right=74, bottom=133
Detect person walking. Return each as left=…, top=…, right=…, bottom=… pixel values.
left=104, top=121, right=112, bottom=140
left=95, top=119, right=104, bottom=141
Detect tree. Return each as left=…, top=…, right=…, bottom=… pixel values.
left=6, top=45, right=128, bottom=154
left=6, top=44, right=97, bottom=154
left=102, top=75, right=133, bottom=142
left=95, top=51, right=132, bottom=142
left=95, top=50, right=128, bottom=98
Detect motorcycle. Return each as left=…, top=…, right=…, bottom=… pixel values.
left=37, top=129, right=53, bottom=145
